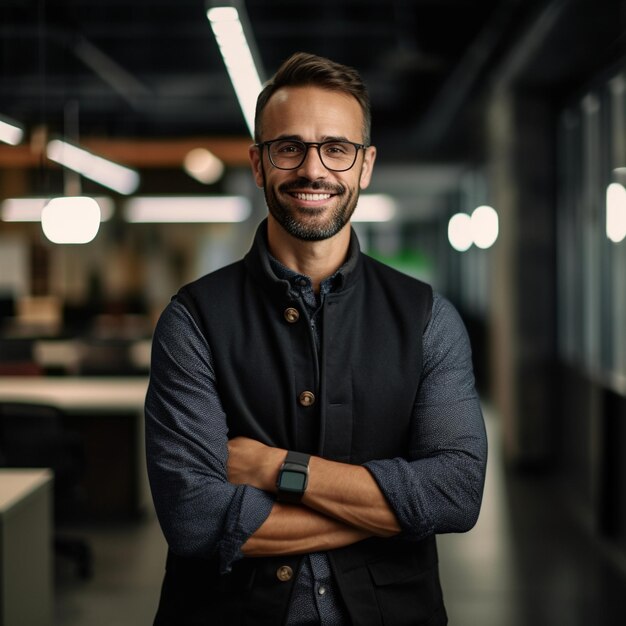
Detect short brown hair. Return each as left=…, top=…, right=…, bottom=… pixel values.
left=254, top=52, right=371, bottom=145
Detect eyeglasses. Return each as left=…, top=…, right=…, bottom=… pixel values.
left=256, top=139, right=368, bottom=172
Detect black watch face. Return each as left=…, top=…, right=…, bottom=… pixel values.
left=279, top=470, right=306, bottom=492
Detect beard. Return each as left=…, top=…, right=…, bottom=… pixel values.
left=262, top=175, right=361, bottom=242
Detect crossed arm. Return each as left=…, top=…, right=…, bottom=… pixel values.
left=146, top=295, right=487, bottom=571
left=226, top=436, right=401, bottom=556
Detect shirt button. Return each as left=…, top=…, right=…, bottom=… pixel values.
left=297, top=278, right=307, bottom=287
left=298, top=391, right=315, bottom=407
left=276, top=565, right=293, bottom=582
left=284, top=307, right=300, bottom=323
left=317, top=584, right=327, bottom=596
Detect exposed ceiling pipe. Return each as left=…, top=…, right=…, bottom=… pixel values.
left=489, top=0, right=570, bottom=88
left=73, top=36, right=152, bottom=107
left=32, top=27, right=153, bottom=107
left=408, top=0, right=527, bottom=151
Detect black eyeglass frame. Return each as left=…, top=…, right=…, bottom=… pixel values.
left=255, top=139, right=369, bottom=172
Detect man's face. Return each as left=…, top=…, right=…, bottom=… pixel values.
left=249, top=86, right=376, bottom=242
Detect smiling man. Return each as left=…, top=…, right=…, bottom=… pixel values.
left=254, top=84, right=373, bottom=247
left=145, top=52, right=487, bottom=626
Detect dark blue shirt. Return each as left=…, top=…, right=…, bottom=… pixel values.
left=145, top=252, right=487, bottom=625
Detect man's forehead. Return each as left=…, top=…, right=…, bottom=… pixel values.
left=268, top=87, right=292, bottom=106
left=267, top=85, right=357, bottom=106
left=262, top=86, right=364, bottom=137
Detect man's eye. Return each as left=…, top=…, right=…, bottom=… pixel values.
left=323, top=143, right=349, bottom=155
left=276, top=143, right=303, bottom=154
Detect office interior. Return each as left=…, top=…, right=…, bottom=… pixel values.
left=1, top=0, right=626, bottom=624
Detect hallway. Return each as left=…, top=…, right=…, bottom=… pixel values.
left=55, top=410, right=626, bottom=625
left=438, top=411, right=626, bottom=625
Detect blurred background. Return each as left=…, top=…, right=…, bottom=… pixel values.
left=1, top=0, right=626, bottom=624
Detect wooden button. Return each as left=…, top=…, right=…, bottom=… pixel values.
left=276, top=565, right=293, bottom=582
left=299, top=391, right=315, bottom=407
left=284, top=307, right=300, bottom=323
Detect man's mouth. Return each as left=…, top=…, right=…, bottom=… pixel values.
left=279, top=179, right=344, bottom=204
left=290, top=192, right=333, bottom=202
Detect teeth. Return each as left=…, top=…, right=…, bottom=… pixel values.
left=293, top=193, right=331, bottom=201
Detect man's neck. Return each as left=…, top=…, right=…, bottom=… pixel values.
left=267, top=218, right=351, bottom=293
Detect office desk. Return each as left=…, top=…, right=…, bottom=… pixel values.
left=0, top=469, right=53, bottom=626
left=0, top=377, right=148, bottom=413
left=0, top=377, right=150, bottom=519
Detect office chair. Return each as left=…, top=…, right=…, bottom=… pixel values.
left=0, top=402, right=93, bottom=579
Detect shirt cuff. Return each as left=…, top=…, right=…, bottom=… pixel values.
left=217, top=485, right=274, bottom=574
left=364, top=459, right=434, bottom=541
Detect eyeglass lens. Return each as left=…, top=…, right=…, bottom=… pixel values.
left=268, top=140, right=358, bottom=171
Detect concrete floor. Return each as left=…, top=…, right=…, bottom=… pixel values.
left=54, top=412, right=626, bottom=625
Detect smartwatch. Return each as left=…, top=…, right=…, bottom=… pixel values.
left=276, top=450, right=311, bottom=503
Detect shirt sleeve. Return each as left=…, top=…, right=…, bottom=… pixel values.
left=144, top=298, right=274, bottom=573
left=364, top=292, right=488, bottom=541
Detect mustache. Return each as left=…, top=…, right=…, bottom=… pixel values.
left=278, top=178, right=345, bottom=195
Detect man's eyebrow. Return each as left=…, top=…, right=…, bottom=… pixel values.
left=270, top=134, right=353, bottom=142
left=320, top=135, right=352, bottom=143
left=271, top=134, right=303, bottom=141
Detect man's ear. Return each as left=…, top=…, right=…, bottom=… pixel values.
left=359, top=146, right=377, bottom=190
left=249, top=144, right=264, bottom=188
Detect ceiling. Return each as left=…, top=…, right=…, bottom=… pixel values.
left=1, top=0, right=625, bottom=176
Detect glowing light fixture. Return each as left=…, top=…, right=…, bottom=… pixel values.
left=46, top=139, right=140, bottom=195
left=1, top=196, right=114, bottom=222
left=124, top=196, right=251, bottom=223
left=352, top=194, right=397, bottom=222
left=0, top=117, right=24, bottom=145
left=207, top=5, right=263, bottom=136
left=448, top=213, right=473, bottom=251
left=183, top=148, right=225, bottom=184
left=41, top=197, right=101, bottom=244
left=471, top=205, right=499, bottom=249
left=448, top=206, right=499, bottom=251
left=606, top=182, right=626, bottom=243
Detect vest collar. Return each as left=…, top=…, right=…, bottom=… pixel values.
left=244, top=219, right=362, bottom=298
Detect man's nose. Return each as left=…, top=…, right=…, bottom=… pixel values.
left=297, top=145, right=328, bottom=178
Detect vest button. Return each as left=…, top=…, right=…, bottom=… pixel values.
left=276, top=565, right=293, bottom=582
left=284, top=307, right=300, bottom=323
left=299, top=391, right=315, bottom=407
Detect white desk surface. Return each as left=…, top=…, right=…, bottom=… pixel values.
left=0, top=469, right=53, bottom=513
left=0, top=377, right=148, bottom=413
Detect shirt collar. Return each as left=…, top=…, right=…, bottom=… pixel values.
left=243, top=219, right=363, bottom=299
left=267, top=254, right=344, bottom=297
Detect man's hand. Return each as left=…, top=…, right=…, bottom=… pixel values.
left=227, top=436, right=285, bottom=492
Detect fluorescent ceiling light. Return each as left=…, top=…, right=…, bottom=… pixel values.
left=46, top=139, right=140, bottom=195
left=352, top=194, right=397, bottom=222
left=1, top=196, right=114, bottom=222
left=207, top=5, right=262, bottom=136
left=0, top=117, right=24, bottom=145
left=41, top=197, right=101, bottom=244
left=124, top=196, right=251, bottom=223
left=607, top=182, right=626, bottom=243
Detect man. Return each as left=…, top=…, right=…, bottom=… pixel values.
left=145, top=52, right=487, bottom=625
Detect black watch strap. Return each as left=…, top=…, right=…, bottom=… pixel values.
left=283, top=450, right=310, bottom=467
left=276, top=450, right=311, bottom=503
